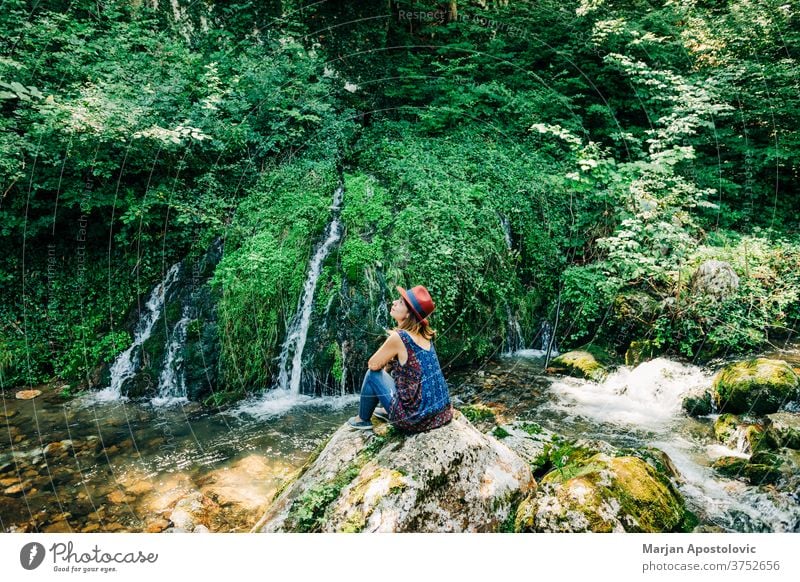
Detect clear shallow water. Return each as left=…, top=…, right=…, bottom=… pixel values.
left=0, top=390, right=355, bottom=532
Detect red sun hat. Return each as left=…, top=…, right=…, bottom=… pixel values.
left=396, top=285, right=436, bottom=325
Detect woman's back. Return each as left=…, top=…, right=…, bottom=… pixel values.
left=389, top=330, right=452, bottom=432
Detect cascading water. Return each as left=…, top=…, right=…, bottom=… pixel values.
left=152, top=304, right=193, bottom=405
left=275, top=184, right=344, bottom=395
left=499, top=216, right=526, bottom=355
left=513, top=320, right=558, bottom=358
left=542, top=358, right=800, bottom=531
left=92, top=262, right=182, bottom=402
left=340, top=341, right=348, bottom=397
left=504, top=306, right=526, bottom=354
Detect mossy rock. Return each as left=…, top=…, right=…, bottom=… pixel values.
left=743, top=463, right=782, bottom=485
left=548, top=350, right=608, bottom=382
left=712, top=359, right=799, bottom=415
left=711, top=456, right=748, bottom=479
left=515, top=453, right=686, bottom=532
left=714, top=413, right=739, bottom=443
left=682, top=390, right=714, bottom=417
left=713, top=414, right=770, bottom=453
left=625, top=340, right=657, bottom=367
left=456, top=403, right=497, bottom=427
left=766, top=412, right=800, bottom=449
left=712, top=452, right=783, bottom=485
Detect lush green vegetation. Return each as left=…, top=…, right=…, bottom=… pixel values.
left=1, top=1, right=798, bottom=396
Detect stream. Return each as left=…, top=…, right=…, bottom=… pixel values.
left=1, top=347, right=799, bottom=532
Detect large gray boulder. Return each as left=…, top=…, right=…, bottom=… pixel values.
left=254, top=412, right=535, bottom=532
left=690, top=260, right=740, bottom=299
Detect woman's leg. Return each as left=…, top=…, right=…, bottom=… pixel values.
left=358, top=370, right=396, bottom=420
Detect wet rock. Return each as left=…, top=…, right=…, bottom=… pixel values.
left=43, top=520, right=72, bottom=533
left=744, top=463, right=782, bottom=485
left=766, top=413, right=800, bottom=449
left=107, top=490, right=129, bottom=504
left=682, top=389, right=714, bottom=417
left=15, top=390, right=42, bottom=400
left=0, top=409, right=18, bottom=420
left=104, top=522, right=126, bottom=532
left=713, top=414, right=769, bottom=454
left=43, top=440, right=74, bottom=458
left=198, top=455, right=290, bottom=511
left=50, top=467, right=76, bottom=485
left=625, top=340, right=657, bottom=367
left=515, top=453, right=687, bottom=533
left=712, top=451, right=783, bottom=486
left=711, top=456, right=748, bottom=479
left=0, top=477, right=20, bottom=488
left=125, top=480, right=154, bottom=496
left=193, top=524, right=210, bottom=533
left=145, top=518, right=170, bottom=533
left=169, top=491, right=215, bottom=532
left=82, top=523, right=101, bottom=533
left=690, top=260, right=740, bottom=300
left=257, top=412, right=535, bottom=533
left=4, top=481, right=33, bottom=496
left=548, top=350, right=608, bottom=382
left=712, top=359, right=799, bottom=415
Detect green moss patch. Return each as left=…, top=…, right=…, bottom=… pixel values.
left=712, top=359, right=799, bottom=415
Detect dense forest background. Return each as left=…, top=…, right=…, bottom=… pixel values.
left=1, top=0, right=799, bottom=402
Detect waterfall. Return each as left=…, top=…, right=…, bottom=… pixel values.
left=152, top=304, right=193, bottom=405
left=504, top=306, right=525, bottom=354
left=275, top=185, right=345, bottom=394
left=539, top=320, right=558, bottom=355
left=499, top=216, right=525, bottom=355
left=500, top=215, right=513, bottom=249
left=93, top=262, right=182, bottom=401
left=340, top=341, right=348, bottom=397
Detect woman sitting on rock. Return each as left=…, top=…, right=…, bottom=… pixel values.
left=348, top=284, right=453, bottom=433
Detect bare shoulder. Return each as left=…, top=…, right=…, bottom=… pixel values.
left=386, top=329, right=403, bottom=342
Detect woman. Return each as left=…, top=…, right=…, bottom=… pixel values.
left=348, top=285, right=453, bottom=433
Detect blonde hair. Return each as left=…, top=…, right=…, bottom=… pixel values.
left=396, top=309, right=436, bottom=340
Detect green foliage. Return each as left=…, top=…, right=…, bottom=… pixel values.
left=212, top=159, right=339, bottom=390
left=492, top=426, right=510, bottom=439
left=1, top=0, right=799, bottom=393
left=458, top=404, right=497, bottom=424
left=285, top=463, right=362, bottom=533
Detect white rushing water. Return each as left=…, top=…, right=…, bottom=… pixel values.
left=542, top=357, right=800, bottom=531
left=499, top=216, right=527, bottom=355
left=152, top=304, right=193, bottom=406
left=546, top=357, right=710, bottom=426
left=275, top=185, right=344, bottom=395
left=232, top=392, right=358, bottom=421
left=89, top=262, right=182, bottom=403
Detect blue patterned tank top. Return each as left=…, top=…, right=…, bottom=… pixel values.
left=387, top=330, right=452, bottom=433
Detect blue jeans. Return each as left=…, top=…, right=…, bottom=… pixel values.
left=359, top=370, right=396, bottom=420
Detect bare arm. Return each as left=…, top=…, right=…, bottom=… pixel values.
left=367, top=331, right=403, bottom=371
